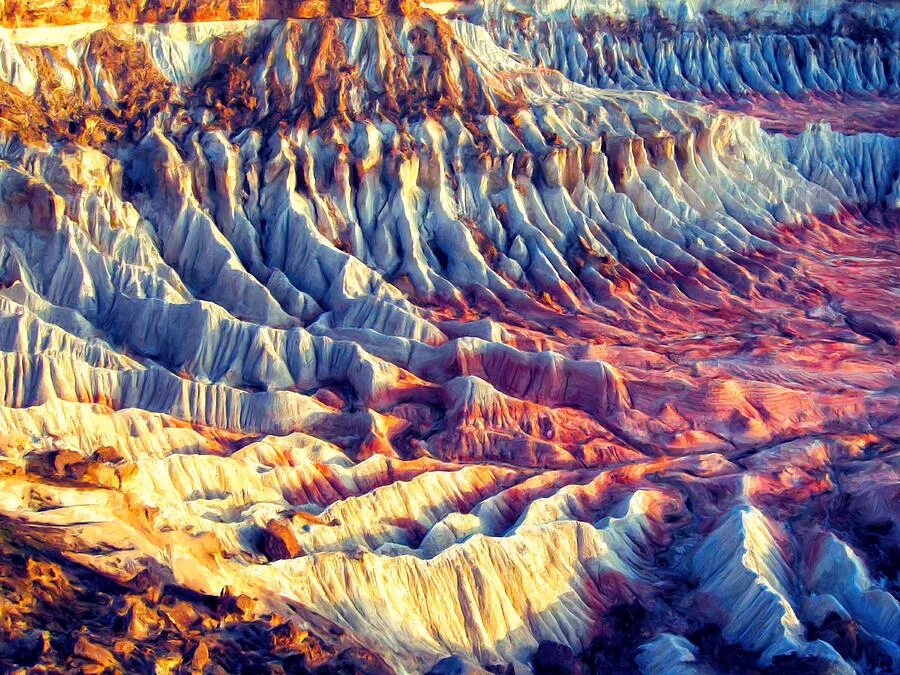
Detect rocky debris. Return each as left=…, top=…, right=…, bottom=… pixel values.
left=188, top=640, right=211, bottom=671
left=0, top=1, right=896, bottom=674
left=73, top=637, right=119, bottom=670
left=159, top=599, right=201, bottom=633
left=120, top=596, right=164, bottom=640
left=270, top=621, right=311, bottom=651
left=216, top=588, right=256, bottom=621
left=0, top=629, right=51, bottom=667
left=0, top=0, right=418, bottom=25
left=0, top=528, right=393, bottom=674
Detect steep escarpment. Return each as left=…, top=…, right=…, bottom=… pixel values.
left=0, top=10, right=519, bottom=144
left=464, top=2, right=898, bottom=98
left=0, top=1, right=897, bottom=674
left=0, top=523, right=393, bottom=674
left=0, top=0, right=412, bottom=25
left=771, top=123, right=900, bottom=209
left=473, top=8, right=899, bottom=99
left=456, top=0, right=900, bottom=141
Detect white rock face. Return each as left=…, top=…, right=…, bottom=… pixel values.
left=806, top=532, right=900, bottom=645
left=0, top=2, right=897, bottom=674
left=480, top=0, right=890, bottom=27
left=464, top=0, right=899, bottom=102
left=691, top=506, right=816, bottom=663
left=635, top=634, right=702, bottom=675
left=771, top=124, right=900, bottom=207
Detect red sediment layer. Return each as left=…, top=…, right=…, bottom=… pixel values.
left=709, top=92, right=900, bottom=136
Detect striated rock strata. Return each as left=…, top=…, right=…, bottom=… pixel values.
left=0, top=0, right=897, bottom=673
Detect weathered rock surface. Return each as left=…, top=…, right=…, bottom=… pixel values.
left=0, top=524, right=393, bottom=673
left=0, top=0, right=896, bottom=673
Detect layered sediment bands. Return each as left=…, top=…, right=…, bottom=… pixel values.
left=0, top=2, right=897, bottom=674
left=466, top=2, right=900, bottom=100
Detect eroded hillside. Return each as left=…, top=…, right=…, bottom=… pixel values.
left=0, top=0, right=897, bottom=673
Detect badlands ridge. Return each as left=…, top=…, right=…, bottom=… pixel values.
left=0, top=0, right=897, bottom=673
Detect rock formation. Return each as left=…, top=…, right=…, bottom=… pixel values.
left=0, top=0, right=896, bottom=673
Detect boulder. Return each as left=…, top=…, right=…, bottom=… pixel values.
left=94, top=445, right=126, bottom=464
left=74, top=637, right=118, bottom=669
left=52, top=449, right=83, bottom=475
left=261, top=520, right=303, bottom=561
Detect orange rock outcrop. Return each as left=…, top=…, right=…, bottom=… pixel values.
left=0, top=0, right=419, bottom=25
